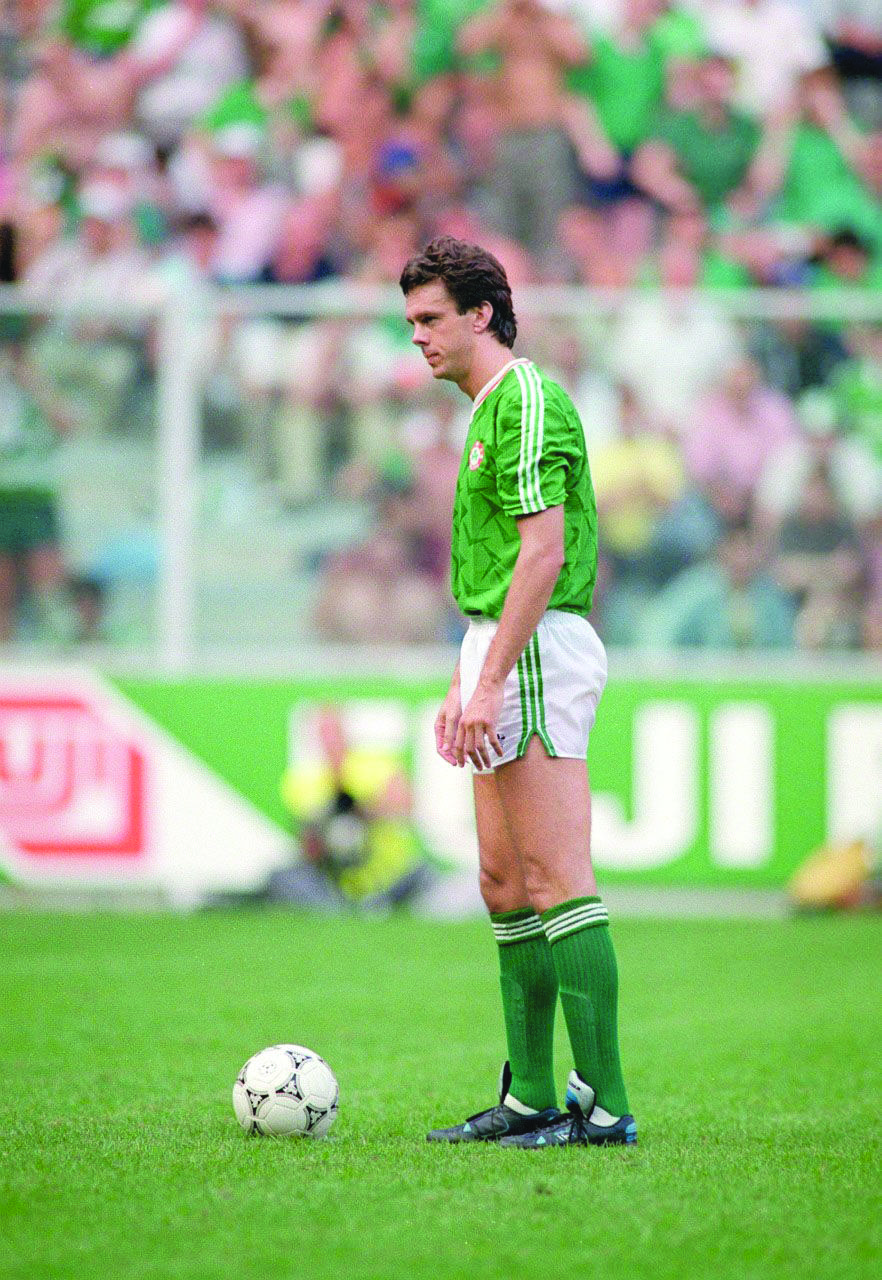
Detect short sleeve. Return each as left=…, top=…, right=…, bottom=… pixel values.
left=494, top=367, right=576, bottom=517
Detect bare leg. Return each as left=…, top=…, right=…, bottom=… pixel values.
left=494, top=738, right=630, bottom=1122
left=473, top=769, right=558, bottom=1113
left=493, top=735, right=597, bottom=913
left=473, top=771, right=530, bottom=913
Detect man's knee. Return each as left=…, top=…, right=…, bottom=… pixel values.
left=520, top=853, right=567, bottom=916
left=479, top=861, right=526, bottom=915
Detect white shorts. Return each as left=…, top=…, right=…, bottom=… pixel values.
left=459, top=609, right=608, bottom=772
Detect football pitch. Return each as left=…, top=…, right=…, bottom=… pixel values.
left=1, top=909, right=879, bottom=1280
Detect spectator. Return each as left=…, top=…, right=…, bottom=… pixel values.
left=277, top=703, right=431, bottom=909
left=832, top=323, right=882, bottom=461
left=91, top=130, right=168, bottom=246
left=22, top=184, right=147, bottom=317
left=816, top=0, right=882, bottom=127
left=750, top=69, right=882, bottom=260
left=556, top=197, right=654, bottom=286
left=592, top=382, right=685, bottom=570
left=640, top=208, right=752, bottom=289
left=749, top=316, right=850, bottom=399
left=0, top=342, right=73, bottom=641
left=811, top=226, right=882, bottom=292
left=704, top=0, right=829, bottom=119
left=130, top=0, right=249, bottom=149
left=381, top=396, right=463, bottom=590
left=23, top=180, right=156, bottom=434
left=774, top=459, right=865, bottom=648
left=631, top=52, right=762, bottom=215
left=754, top=387, right=882, bottom=531
left=314, top=525, right=446, bottom=645
left=13, top=35, right=133, bottom=166
left=201, top=122, right=290, bottom=283
left=684, top=355, right=800, bottom=521
left=608, top=224, right=744, bottom=432
left=457, top=0, right=595, bottom=264
left=565, top=0, right=706, bottom=205
left=591, top=382, right=686, bottom=640
left=639, top=516, right=796, bottom=648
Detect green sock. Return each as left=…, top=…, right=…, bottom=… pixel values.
left=490, top=909, right=558, bottom=1112
left=542, top=896, right=630, bottom=1117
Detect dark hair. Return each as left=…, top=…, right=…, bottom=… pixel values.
left=399, top=236, right=517, bottom=348
left=828, top=227, right=870, bottom=256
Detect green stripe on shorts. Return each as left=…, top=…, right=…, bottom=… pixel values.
left=516, top=652, right=532, bottom=755
left=531, top=634, right=556, bottom=757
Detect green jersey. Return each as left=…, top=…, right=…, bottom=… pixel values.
left=55, top=0, right=159, bottom=56
left=451, top=358, right=598, bottom=619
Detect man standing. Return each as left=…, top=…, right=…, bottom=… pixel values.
left=400, top=237, right=636, bottom=1148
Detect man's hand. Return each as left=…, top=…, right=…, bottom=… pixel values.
left=435, top=676, right=463, bottom=767
left=454, top=678, right=505, bottom=770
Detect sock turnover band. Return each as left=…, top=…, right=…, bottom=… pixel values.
left=542, top=896, right=609, bottom=944
left=491, top=908, right=546, bottom=945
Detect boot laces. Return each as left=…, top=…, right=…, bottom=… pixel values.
left=566, top=1107, right=588, bottom=1143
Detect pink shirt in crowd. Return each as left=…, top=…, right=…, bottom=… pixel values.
left=684, top=386, right=799, bottom=505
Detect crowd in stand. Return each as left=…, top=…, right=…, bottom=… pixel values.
left=0, top=0, right=881, bottom=649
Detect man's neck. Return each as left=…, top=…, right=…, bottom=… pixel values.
left=459, top=345, right=519, bottom=402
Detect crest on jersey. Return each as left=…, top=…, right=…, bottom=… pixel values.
left=468, top=440, right=485, bottom=471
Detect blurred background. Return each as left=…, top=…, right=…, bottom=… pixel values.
left=0, top=0, right=881, bottom=908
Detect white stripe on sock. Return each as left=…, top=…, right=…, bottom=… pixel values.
left=492, top=917, right=545, bottom=942
left=544, top=905, right=608, bottom=939
left=545, top=917, right=608, bottom=943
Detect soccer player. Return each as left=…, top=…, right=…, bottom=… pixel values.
left=400, top=237, right=636, bottom=1148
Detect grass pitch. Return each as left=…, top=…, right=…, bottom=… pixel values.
left=1, top=909, right=879, bottom=1280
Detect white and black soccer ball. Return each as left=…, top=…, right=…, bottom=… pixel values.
left=232, top=1044, right=339, bottom=1138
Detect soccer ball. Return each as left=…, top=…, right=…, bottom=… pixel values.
left=232, top=1044, right=339, bottom=1137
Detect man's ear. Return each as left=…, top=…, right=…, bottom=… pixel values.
left=472, top=301, right=494, bottom=334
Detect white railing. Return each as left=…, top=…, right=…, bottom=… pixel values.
left=2, top=281, right=882, bottom=674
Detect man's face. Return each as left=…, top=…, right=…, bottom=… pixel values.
left=700, top=57, right=735, bottom=107
left=405, top=279, right=476, bottom=384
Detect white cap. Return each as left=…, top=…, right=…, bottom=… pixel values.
left=212, top=123, right=264, bottom=159
left=95, top=132, right=153, bottom=171
left=79, top=181, right=133, bottom=222
left=293, top=137, right=343, bottom=196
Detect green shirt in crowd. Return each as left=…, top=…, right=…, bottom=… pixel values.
left=0, top=361, right=59, bottom=498
left=55, top=0, right=159, bottom=56
left=451, top=358, right=597, bottom=619
left=412, top=0, right=494, bottom=82
left=652, top=105, right=760, bottom=208
left=773, top=124, right=882, bottom=252
left=567, top=8, right=704, bottom=153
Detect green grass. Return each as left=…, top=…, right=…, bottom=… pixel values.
left=1, top=910, right=880, bottom=1280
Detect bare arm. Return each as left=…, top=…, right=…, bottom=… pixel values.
left=454, top=504, right=565, bottom=768
left=541, top=11, right=590, bottom=66
left=457, top=5, right=504, bottom=57
left=435, top=660, right=462, bottom=767
left=631, top=141, right=701, bottom=213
